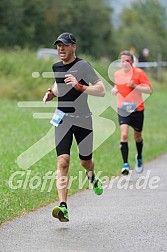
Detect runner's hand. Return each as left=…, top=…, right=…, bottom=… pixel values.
left=64, top=74, right=78, bottom=88
left=127, top=80, right=136, bottom=88
left=43, top=89, right=55, bottom=103
left=111, top=86, right=118, bottom=95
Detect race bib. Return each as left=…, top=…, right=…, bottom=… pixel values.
left=121, top=102, right=136, bottom=113
left=50, top=109, right=65, bottom=127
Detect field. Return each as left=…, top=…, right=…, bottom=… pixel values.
left=0, top=50, right=167, bottom=223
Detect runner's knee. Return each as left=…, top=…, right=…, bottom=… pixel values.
left=134, top=131, right=142, bottom=142
left=57, top=154, right=70, bottom=170
left=80, top=159, right=94, bottom=171
left=121, top=133, right=128, bottom=142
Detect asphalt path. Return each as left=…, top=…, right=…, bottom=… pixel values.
left=0, top=154, right=167, bottom=252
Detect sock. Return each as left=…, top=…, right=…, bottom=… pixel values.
left=136, top=140, right=143, bottom=159
left=86, top=171, right=99, bottom=187
left=120, top=142, right=129, bottom=164
left=86, top=171, right=95, bottom=183
left=59, top=202, right=67, bottom=208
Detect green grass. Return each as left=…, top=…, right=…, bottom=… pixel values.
left=0, top=49, right=167, bottom=223
left=0, top=49, right=56, bottom=99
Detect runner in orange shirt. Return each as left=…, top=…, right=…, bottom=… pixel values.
left=112, top=50, right=152, bottom=175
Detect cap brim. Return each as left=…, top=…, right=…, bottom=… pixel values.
left=53, top=39, right=70, bottom=45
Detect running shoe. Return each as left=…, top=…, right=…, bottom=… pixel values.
left=135, top=154, right=144, bottom=173
left=52, top=205, right=69, bottom=222
left=121, top=163, right=130, bottom=175
left=92, top=176, right=103, bottom=195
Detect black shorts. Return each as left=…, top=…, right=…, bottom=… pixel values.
left=55, top=115, right=93, bottom=160
left=118, top=109, right=144, bottom=132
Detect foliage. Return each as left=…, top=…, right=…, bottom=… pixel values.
left=0, top=0, right=48, bottom=47
left=0, top=0, right=115, bottom=59
left=0, top=0, right=167, bottom=60
left=116, top=0, right=167, bottom=60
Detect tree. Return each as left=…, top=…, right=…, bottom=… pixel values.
left=0, top=0, right=48, bottom=47
left=43, top=0, right=115, bottom=58
left=115, top=0, right=167, bottom=60
left=0, top=0, right=115, bottom=59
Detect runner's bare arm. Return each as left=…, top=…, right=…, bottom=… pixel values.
left=43, top=81, right=58, bottom=103
left=111, top=85, right=118, bottom=95
left=64, top=74, right=105, bottom=97
left=80, top=80, right=105, bottom=97
left=127, top=81, right=152, bottom=94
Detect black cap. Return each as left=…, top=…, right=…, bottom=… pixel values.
left=53, top=32, right=76, bottom=45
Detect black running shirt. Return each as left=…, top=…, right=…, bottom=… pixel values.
left=52, top=57, right=100, bottom=116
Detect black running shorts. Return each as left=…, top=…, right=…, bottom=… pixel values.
left=55, top=115, right=93, bottom=160
left=118, top=109, right=144, bottom=132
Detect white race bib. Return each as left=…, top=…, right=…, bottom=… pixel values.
left=121, top=102, right=136, bottom=113
left=50, top=109, right=65, bottom=127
